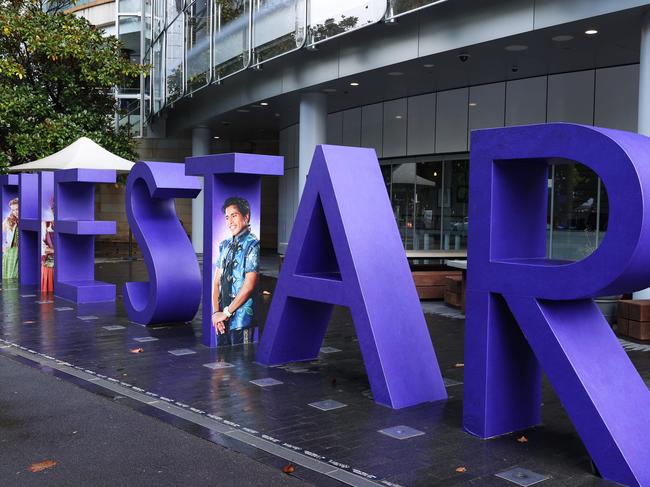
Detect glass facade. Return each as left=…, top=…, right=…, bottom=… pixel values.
left=380, top=156, right=608, bottom=258
left=548, top=162, right=608, bottom=261
left=117, top=0, right=143, bottom=136
left=141, top=0, right=452, bottom=117
left=382, top=157, right=468, bottom=251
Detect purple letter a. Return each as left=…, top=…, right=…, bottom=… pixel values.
left=257, top=145, right=447, bottom=409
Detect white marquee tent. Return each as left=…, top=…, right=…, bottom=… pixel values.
left=9, top=137, right=134, bottom=172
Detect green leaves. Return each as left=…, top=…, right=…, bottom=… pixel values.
left=0, top=0, right=146, bottom=170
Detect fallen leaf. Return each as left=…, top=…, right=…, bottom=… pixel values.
left=129, top=348, right=144, bottom=354
left=282, top=464, right=295, bottom=474
left=28, top=460, right=57, bottom=472
left=330, top=377, right=337, bottom=386
left=455, top=466, right=467, bottom=473
left=517, top=435, right=528, bottom=443
left=454, top=363, right=464, bottom=368
left=262, top=290, right=271, bottom=295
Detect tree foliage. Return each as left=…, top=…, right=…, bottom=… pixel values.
left=0, top=0, right=145, bottom=169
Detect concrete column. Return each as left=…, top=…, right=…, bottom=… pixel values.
left=634, top=13, right=650, bottom=299
left=191, top=126, right=211, bottom=254
left=298, top=92, right=327, bottom=198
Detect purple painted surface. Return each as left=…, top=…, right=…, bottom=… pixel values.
left=40, top=172, right=55, bottom=292
left=1, top=175, right=19, bottom=281
left=185, top=153, right=283, bottom=347
left=464, top=123, right=650, bottom=486
left=123, top=161, right=202, bottom=325
left=18, top=173, right=42, bottom=287
left=54, top=169, right=117, bottom=303
left=256, top=145, right=447, bottom=409
left=187, top=153, right=284, bottom=176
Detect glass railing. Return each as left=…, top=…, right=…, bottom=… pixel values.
left=307, top=0, right=385, bottom=46
left=252, top=0, right=306, bottom=66
left=118, top=98, right=142, bottom=137
left=145, top=0, right=450, bottom=117
left=186, top=0, right=211, bottom=92
left=165, top=12, right=184, bottom=103
left=153, top=0, right=165, bottom=40
left=213, top=0, right=250, bottom=81
left=152, top=33, right=165, bottom=113
left=386, top=0, right=447, bottom=20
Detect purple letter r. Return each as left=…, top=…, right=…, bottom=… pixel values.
left=464, top=123, right=650, bottom=487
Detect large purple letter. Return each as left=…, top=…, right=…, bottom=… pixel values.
left=123, top=161, right=202, bottom=325
left=1, top=175, right=19, bottom=281
left=257, top=145, right=447, bottom=409
left=19, top=173, right=46, bottom=287
left=464, top=124, right=650, bottom=486
left=55, top=169, right=116, bottom=303
left=185, top=153, right=283, bottom=347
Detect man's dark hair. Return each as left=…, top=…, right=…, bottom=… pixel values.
left=222, top=197, right=251, bottom=218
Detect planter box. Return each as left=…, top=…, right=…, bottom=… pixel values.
left=411, top=267, right=462, bottom=301
left=628, top=320, right=650, bottom=341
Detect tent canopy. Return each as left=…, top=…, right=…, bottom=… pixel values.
left=9, top=137, right=134, bottom=173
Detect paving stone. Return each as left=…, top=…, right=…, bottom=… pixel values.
left=168, top=348, right=196, bottom=356
left=250, top=378, right=283, bottom=387
left=203, top=362, right=234, bottom=370
left=495, top=467, right=550, bottom=486
left=378, top=425, right=425, bottom=440
left=308, top=400, right=347, bottom=411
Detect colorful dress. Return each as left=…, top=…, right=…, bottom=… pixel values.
left=2, top=223, right=18, bottom=279
left=40, top=223, right=54, bottom=292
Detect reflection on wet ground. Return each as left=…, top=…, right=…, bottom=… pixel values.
left=1, top=260, right=639, bottom=486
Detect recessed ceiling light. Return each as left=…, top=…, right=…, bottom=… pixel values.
left=552, top=34, right=573, bottom=42
left=260, top=102, right=269, bottom=106
left=423, top=63, right=435, bottom=68
left=236, top=109, right=249, bottom=113
left=585, top=29, right=598, bottom=35
left=388, top=71, right=404, bottom=76
left=505, top=44, right=528, bottom=51
left=322, top=88, right=337, bottom=93
left=469, top=102, right=477, bottom=107
left=213, top=136, right=220, bottom=139
left=350, top=82, right=359, bottom=86
left=395, top=115, right=403, bottom=119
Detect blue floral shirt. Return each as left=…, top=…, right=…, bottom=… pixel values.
left=217, top=229, right=259, bottom=330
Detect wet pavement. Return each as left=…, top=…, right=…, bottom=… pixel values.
left=1, top=259, right=648, bottom=486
